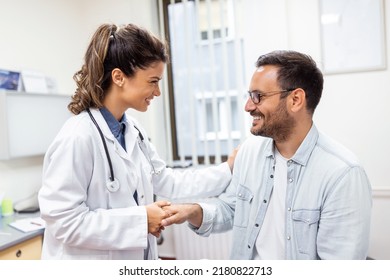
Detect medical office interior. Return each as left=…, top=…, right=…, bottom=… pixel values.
left=0, top=0, right=389, bottom=260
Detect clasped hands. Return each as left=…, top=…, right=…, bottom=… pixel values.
left=145, top=201, right=202, bottom=237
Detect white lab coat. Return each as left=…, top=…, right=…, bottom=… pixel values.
left=38, top=108, right=232, bottom=260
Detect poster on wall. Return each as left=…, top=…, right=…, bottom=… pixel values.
left=320, top=0, right=386, bottom=74
left=0, top=69, right=20, bottom=91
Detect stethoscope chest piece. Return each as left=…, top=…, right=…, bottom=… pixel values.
left=106, top=178, right=120, bottom=192
left=87, top=108, right=159, bottom=195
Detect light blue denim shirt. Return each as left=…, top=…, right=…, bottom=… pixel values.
left=192, top=124, right=372, bottom=259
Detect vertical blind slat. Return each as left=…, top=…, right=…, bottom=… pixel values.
left=183, top=0, right=199, bottom=166
left=232, top=0, right=247, bottom=142
left=195, top=0, right=211, bottom=165
left=206, top=0, right=222, bottom=164
left=219, top=0, right=234, bottom=154
left=171, top=0, right=187, bottom=165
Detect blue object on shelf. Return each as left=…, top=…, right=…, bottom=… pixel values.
left=0, top=69, right=20, bottom=90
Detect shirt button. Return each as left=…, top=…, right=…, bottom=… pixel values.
left=287, top=236, right=291, bottom=240
left=238, top=193, right=242, bottom=197
left=287, top=207, right=291, bottom=211
left=248, top=245, right=251, bottom=249
left=263, top=199, right=267, bottom=203
left=289, top=178, right=293, bottom=183
left=255, top=223, right=259, bottom=227
left=270, top=174, right=274, bottom=178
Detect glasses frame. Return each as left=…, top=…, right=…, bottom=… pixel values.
left=247, top=89, right=295, bottom=104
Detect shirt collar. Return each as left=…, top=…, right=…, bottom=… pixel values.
left=264, top=123, right=319, bottom=166
left=99, top=107, right=127, bottom=138
left=291, top=123, right=318, bottom=166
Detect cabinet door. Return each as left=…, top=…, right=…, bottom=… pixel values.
left=0, top=235, right=42, bottom=260
left=0, top=92, right=71, bottom=159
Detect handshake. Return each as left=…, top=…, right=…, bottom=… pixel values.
left=145, top=201, right=202, bottom=237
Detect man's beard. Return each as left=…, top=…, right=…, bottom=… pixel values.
left=251, top=99, right=295, bottom=142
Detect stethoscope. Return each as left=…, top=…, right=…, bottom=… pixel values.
left=86, top=108, right=158, bottom=193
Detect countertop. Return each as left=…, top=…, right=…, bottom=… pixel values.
left=0, top=212, right=44, bottom=251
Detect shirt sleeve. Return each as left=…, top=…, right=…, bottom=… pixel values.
left=316, top=166, right=372, bottom=259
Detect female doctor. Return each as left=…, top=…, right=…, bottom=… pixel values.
left=38, top=23, right=236, bottom=260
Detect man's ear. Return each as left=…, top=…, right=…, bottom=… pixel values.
left=289, top=88, right=306, bottom=113
left=111, top=68, right=125, bottom=87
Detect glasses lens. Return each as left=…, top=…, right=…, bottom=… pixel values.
left=249, top=91, right=260, bottom=103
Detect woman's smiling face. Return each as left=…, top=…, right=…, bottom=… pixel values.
left=120, top=61, right=165, bottom=112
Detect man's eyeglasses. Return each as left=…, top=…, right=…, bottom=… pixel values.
left=247, top=89, right=295, bottom=104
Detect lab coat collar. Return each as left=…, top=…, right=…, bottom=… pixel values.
left=99, top=107, right=127, bottom=140
left=86, top=108, right=137, bottom=162
left=87, top=108, right=115, bottom=141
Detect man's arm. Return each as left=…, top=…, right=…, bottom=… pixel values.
left=317, top=166, right=372, bottom=259
left=161, top=203, right=203, bottom=228
left=160, top=144, right=243, bottom=233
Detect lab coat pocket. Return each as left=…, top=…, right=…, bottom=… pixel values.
left=292, top=209, right=320, bottom=256
left=233, top=184, right=253, bottom=228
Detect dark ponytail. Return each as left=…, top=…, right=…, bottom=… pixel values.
left=68, top=23, right=168, bottom=115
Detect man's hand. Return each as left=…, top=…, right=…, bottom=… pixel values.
left=161, top=203, right=203, bottom=228
left=145, top=201, right=171, bottom=237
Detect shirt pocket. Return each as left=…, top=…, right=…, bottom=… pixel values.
left=292, top=209, right=320, bottom=256
left=233, top=184, right=253, bottom=228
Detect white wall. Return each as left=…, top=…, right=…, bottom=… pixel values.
left=0, top=0, right=83, bottom=96
left=0, top=0, right=160, bottom=95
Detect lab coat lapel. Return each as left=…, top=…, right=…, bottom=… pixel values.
left=89, top=108, right=116, bottom=142
left=121, top=121, right=138, bottom=160
left=89, top=108, right=133, bottom=161
left=103, top=115, right=138, bottom=162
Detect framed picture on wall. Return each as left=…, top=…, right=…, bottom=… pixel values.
left=0, top=69, right=20, bottom=90
left=319, top=0, right=386, bottom=74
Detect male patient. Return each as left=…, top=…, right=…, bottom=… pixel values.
left=161, top=50, right=372, bottom=260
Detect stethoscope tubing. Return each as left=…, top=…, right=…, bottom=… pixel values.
left=87, top=108, right=116, bottom=182
left=134, top=126, right=157, bottom=175
left=87, top=108, right=157, bottom=187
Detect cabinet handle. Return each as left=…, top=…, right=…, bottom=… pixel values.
left=16, top=249, right=22, bottom=258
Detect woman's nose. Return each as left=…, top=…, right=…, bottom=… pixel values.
left=154, top=85, right=161, bottom=97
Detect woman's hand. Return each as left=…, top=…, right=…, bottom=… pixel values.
left=227, top=145, right=240, bottom=172
left=145, top=201, right=171, bottom=237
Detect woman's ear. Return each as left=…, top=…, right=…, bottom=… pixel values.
left=111, top=68, right=125, bottom=87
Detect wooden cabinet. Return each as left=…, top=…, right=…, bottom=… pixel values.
left=0, top=235, right=42, bottom=260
